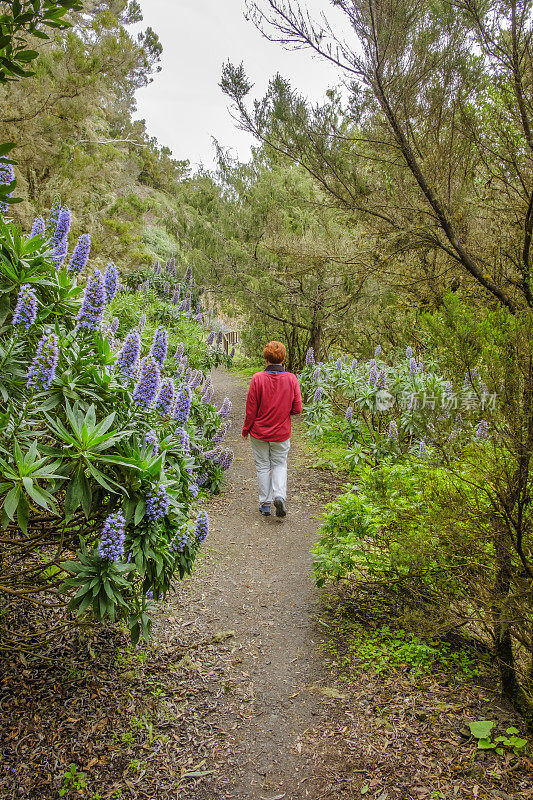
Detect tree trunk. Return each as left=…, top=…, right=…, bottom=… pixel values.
left=492, top=529, right=533, bottom=724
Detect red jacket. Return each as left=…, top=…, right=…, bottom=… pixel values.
left=243, top=366, right=303, bottom=442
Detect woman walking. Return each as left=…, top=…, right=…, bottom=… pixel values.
left=242, top=341, right=302, bottom=517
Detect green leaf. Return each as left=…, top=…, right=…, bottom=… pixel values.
left=3, top=484, right=20, bottom=521
left=469, top=720, right=495, bottom=740
left=65, top=466, right=88, bottom=521
left=134, top=498, right=146, bottom=526
left=16, top=494, right=29, bottom=534
left=477, top=738, right=497, bottom=750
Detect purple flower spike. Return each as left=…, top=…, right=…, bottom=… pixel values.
left=27, top=330, right=59, bottom=390
left=133, top=357, right=161, bottom=409
left=305, top=348, right=315, bottom=365
left=47, top=198, right=61, bottom=230
left=53, top=236, right=68, bottom=269
left=30, top=216, right=45, bottom=238
left=406, top=346, right=413, bottom=359
left=388, top=420, right=398, bottom=440
left=195, top=509, right=209, bottom=543
left=146, top=484, right=169, bottom=521
left=104, top=262, right=118, bottom=304
left=0, top=162, right=15, bottom=214
left=345, top=407, right=353, bottom=422
left=76, top=270, right=106, bottom=331
left=144, top=429, right=159, bottom=457
left=218, top=396, right=232, bottom=420
left=178, top=426, right=190, bottom=455
left=116, top=330, right=141, bottom=378
left=206, top=331, right=215, bottom=346
left=155, top=378, right=175, bottom=414
left=409, top=357, right=418, bottom=375
left=12, top=284, right=37, bottom=330
left=313, top=387, right=322, bottom=403
left=149, top=326, right=168, bottom=367
left=138, top=313, right=146, bottom=332
left=190, top=370, right=203, bottom=390
left=374, top=345, right=382, bottom=358
left=214, top=420, right=231, bottom=445
left=201, top=385, right=214, bottom=404
left=173, top=384, right=193, bottom=424
left=68, top=234, right=91, bottom=273
left=475, top=420, right=489, bottom=439
left=336, top=357, right=342, bottom=369
left=52, top=207, right=71, bottom=245
left=174, top=342, right=184, bottom=360
left=98, top=512, right=126, bottom=561
left=170, top=525, right=190, bottom=553
left=220, top=449, right=234, bottom=470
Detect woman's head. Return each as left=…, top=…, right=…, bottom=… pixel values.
left=263, top=341, right=286, bottom=364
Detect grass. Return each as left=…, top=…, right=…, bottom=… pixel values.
left=303, top=420, right=352, bottom=471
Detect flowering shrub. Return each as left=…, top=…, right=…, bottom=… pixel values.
left=0, top=209, right=233, bottom=647
left=299, top=347, right=492, bottom=465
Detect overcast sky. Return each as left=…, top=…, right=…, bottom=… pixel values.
left=133, top=0, right=347, bottom=170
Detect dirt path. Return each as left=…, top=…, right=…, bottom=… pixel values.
left=161, top=367, right=349, bottom=799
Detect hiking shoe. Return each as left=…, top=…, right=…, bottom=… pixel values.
left=259, top=503, right=271, bottom=516
left=273, top=496, right=287, bottom=518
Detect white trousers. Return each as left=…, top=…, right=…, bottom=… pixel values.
left=249, top=436, right=290, bottom=505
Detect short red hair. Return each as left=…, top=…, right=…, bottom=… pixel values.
left=263, top=341, right=286, bottom=364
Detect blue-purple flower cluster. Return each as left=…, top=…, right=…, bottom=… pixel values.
left=76, top=270, right=106, bottom=330
left=475, top=419, right=489, bottom=439
left=206, top=331, right=215, bottom=346
left=12, top=284, right=37, bottom=330
left=146, top=484, right=169, bottom=521
left=218, top=396, right=232, bottom=419
left=104, top=262, right=118, bottom=303
left=178, top=426, right=190, bottom=454
left=0, top=162, right=15, bottom=214
left=305, top=347, right=315, bottom=365
left=98, top=512, right=126, bottom=561
left=144, top=429, right=159, bottom=456
left=116, top=330, right=141, bottom=378
left=189, top=369, right=203, bottom=390
left=27, top=330, right=59, bottom=390
left=69, top=234, right=91, bottom=273
left=213, top=421, right=231, bottom=445
left=155, top=378, right=175, bottom=414
left=195, top=509, right=209, bottom=542
left=30, top=216, right=45, bottom=237
left=201, top=384, right=214, bottom=403
left=133, top=357, right=161, bottom=409
left=150, top=326, right=168, bottom=366
left=170, top=526, right=190, bottom=553
left=173, top=384, right=192, bottom=424
left=52, top=207, right=71, bottom=268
